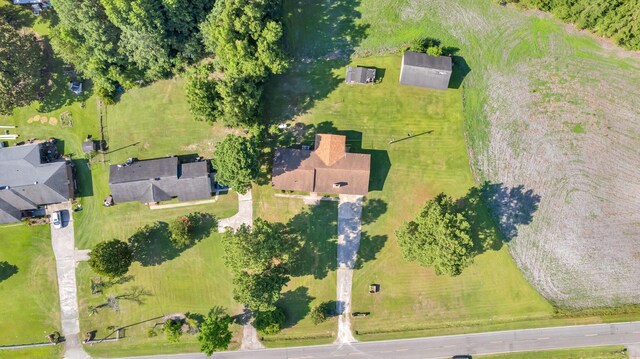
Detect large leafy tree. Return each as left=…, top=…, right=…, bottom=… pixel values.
left=212, top=135, right=259, bottom=194
left=88, top=239, right=133, bottom=278
left=185, top=63, right=219, bottom=122
left=222, top=219, right=299, bottom=311
left=201, top=0, right=287, bottom=79
left=197, top=307, right=233, bottom=356
left=0, top=22, right=44, bottom=114
left=396, top=193, right=474, bottom=276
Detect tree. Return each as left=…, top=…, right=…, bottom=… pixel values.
left=395, top=193, right=474, bottom=276
left=215, top=76, right=263, bottom=127
left=88, top=239, right=133, bottom=278
left=163, top=319, right=183, bottom=343
left=185, top=63, right=220, bottom=122
left=222, top=219, right=300, bottom=311
left=426, top=45, right=443, bottom=57
left=169, top=215, right=195, bottom=249
left=410, top=37, right=444, bottom=57
left=200, top=0, right=288, bottom=79
left=310, top=301, right=334, bottom=325
left=253, top=308, right=285, bottom=335
left=197, top=307, right=233, bottom=356
left=213, top=135, right=259, bottom=194
left=0, top=22, right=44, bottom=114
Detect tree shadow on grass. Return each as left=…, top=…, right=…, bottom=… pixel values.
left=361, top=198, right=387, bottom=225
left=0, top=261, right=18, bottom=283
left=354, top=232, right=387, bottom=269
left=264, top=0, right=369, bottom=124
left=128, top=214, right=218, bottom=267
left=276, top=286, right=314, bottom=329
left=72, top=158, right=93, bottom=197
left=288, top=202, right=338, bottom=280
left=460, top=182, right=541, bottom=254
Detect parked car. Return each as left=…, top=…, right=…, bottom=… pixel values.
left=51, top=211, right=62, bottom=229
left=452, top=355, right=472, bottom=359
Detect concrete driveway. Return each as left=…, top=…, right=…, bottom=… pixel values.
left=48, top=202, right=90, bottom=359
left=335, top=195, right=363, bottom=344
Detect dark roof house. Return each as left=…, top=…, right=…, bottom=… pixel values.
left=109, top=157, right=212, bottom=204
left=399, top=51, right=452, bottom=90
left=345, top=66, right=376, bottom=84
left=0, top=143, right=74, bottom=224
left=272, top=134, right=371, bottom=196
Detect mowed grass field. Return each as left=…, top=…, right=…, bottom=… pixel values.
left=0, top=225, right=60, bottom=346
left=478, top=345, right=628, bottom=359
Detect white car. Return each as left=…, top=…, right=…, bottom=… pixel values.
left=51, top=211, right=62, bottom=229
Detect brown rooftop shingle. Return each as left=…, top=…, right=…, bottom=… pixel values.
left=272, top=134, right=371, bottom=196
left=314, top=134, right=346, bottom=166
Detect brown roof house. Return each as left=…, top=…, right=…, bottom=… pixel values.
left=272, top=134, right=371, bottom=196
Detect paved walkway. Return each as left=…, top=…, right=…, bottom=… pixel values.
left=218, top=189, right=253, bottom=232
left=47, top=203, right=90, bottom=359
left=149, top=196, right=219, bottom=210
left=335, top=195, right=363, bottom=344
left=274, top=193, right=339, bottom=205
left=237, top=309, right=265, bottom=351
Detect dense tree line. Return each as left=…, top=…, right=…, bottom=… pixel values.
left=51, top=0, right=215, bottom=101
left=504, top=0, right=640, bottom=50
left=189, top=0, right=288, bottom=127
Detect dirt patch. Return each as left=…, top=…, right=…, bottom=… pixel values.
left=49, top=117, right=58, bottom=126
left=40, top=116, right=48, bottom=124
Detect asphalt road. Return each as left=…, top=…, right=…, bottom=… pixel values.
left=118, top=321, right=640, bottom=359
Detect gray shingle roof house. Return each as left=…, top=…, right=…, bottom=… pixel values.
left=272, top=134, right=371, bottom=196
left=109, top=157, right=213, bottom=204
left=399, top=51, right=452, bottom=90
left=0, top=143, right=74, bottom=224
left=345, top=66, right=376, bottom=84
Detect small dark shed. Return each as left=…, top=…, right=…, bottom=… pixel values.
left=346, top=66, right=376, bottom=84
left=82, top=140, right=97, bottom=153
left=399, top=51, right=452, bottom=90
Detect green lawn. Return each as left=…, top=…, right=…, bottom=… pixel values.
left=479, top=346, right=628, bottom=358
left=78, top=229, right=243, bottom=357
left=0, top=345, right=63, bottom=359
left=0, top=225, right=60, bottom=346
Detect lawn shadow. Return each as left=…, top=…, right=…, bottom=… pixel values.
left=361, top=198, right=387, bottom=225
left=264, top=0, right=369, bottom=123
left=449, top=56, right=471, bottom=89
left=288, top=202, right=338, bottom=279
left=37, top=36, right=92, bottom=113
left=354, top=232, right=387, bottom=269
left=0, top=261, right=18, bottom=283
left=72, top=158, right=93, bottom=197
left=460, top=182, right=541, bottom=254
left=128, top=222, right=178, bottom=266
left=277, top=286, right=314, bottom=329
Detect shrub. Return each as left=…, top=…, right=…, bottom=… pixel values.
left=310, top=301, right=335, bottom=325
left=163, top=319, right=183, bottom=343
left=147, top=328, right=157, bottom=337
left=253, top=308, right=285, bottom=335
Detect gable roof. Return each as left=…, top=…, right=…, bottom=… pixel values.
left=345, top=66, right=376, bottom=84
left=109, top=158, right=212, bottom=204
left=402, top=51, right=452, bottom=71
left=0, top=143, right=73, bottom=224
left=272, top=134, right=371, bottom=196
left=315, top=134, right=346, bottom=166
left=400, top=51, right=453, bottom=90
